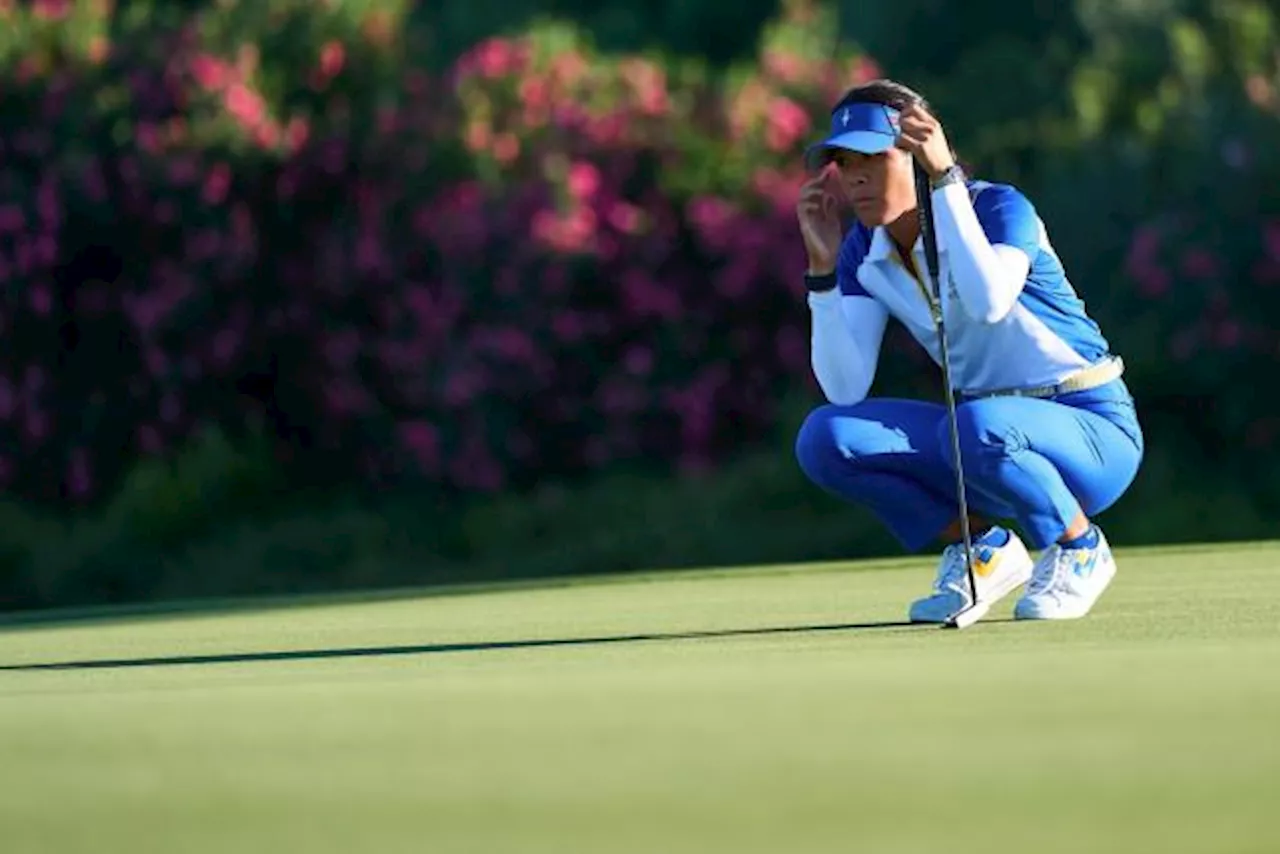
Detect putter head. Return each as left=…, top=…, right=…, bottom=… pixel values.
left=943, top=600, right=989, bottom=630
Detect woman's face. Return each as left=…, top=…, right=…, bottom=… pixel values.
left=828, top=146, right=917, bottom=229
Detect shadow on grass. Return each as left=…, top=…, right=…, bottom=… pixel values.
left=0, top=618, right=1015, bottom=671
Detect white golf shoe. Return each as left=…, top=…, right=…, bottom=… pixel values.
left=1014, top=526, right=1117, bottom=620
left=908, top=529, right=1034, bottom=624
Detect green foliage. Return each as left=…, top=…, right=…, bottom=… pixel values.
left=2, top=0, right=1280, bottom=613
left=417, top=0, right=782, bottom=69
left=3, top=393, right=1277, bottom=613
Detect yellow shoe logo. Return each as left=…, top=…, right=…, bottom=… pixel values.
left=972, top=549, right=1001, bottom=578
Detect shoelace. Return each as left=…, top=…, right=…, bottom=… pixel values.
left=934, top=543, right=972, bottom=593
left=1027, top=546, right=1072, bottom=595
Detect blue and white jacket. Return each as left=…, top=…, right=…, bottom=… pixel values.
left=808, top=179, right=1114, bottom=403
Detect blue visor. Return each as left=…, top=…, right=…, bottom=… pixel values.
left=804, top=102, right=901, bottom=169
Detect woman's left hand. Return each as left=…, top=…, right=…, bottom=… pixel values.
left=895, top=103, right=956, bottom=180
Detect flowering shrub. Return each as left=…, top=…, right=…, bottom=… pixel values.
left=1120, top=207, right=1280, bottom=452
left=4, top=0, right=1275, bottom=520
left=0, top=0, right=886, bottom=506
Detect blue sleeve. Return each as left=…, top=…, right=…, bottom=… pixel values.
left=972, top=184, right=1041, bottom=258
left=836, top=224, right=872, bottom=297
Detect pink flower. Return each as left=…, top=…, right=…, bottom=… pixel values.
left=29, top=285, right=52, bottom=315
left=355, top=233, right=387, bottom=274
left=850, top=55, right=882, bottom=84
left=566, top=162, right=601, bottom=200
left=1134, top=265, right=1170, bottom=297
left=1264, top=221, right=1280, bottom=260
left=766, top=97, right=811, bottom=152
left=398, top=420, right=440, bottom=472
left=224, top=83, right=266, bottom=128
left=519, top=77, right=549, bottom=110
left=686, top=195, right=737, bottom=251
left=443, top=369, right=487, bottom=406
left=1181, top=248, right=1220, bottom=279
left=1215, top=320, right=1242, bottom=348
left=532, top=207, right=597, bottom=253
left=25, top=410, right=49, bottom=443
left=168, top=155, right=201, bottom=186
left=32, top=0, right=71, bottom=21
left=751, top=166, right=803, bottom=212
left=481, top=327, right=537, bottom=362
left=324, top=381, right=373, bottom=415
left=622, top=270, right=682, bottom=318
left=600, top=381, right=647, bottom=415
left=203, top=163, right=232, bottom=205
left=36, top=179, right=59, bottom=225
left=464, top=121, right=491, bottom=153
left=212, top=328, right=240, bottom=367
left=548, top=51, right=588, bottom=87
left=254, top=123, right=281, bottom=149
left=191, top=53, right=229, bottom=89
left=551, top=103, right=587, bottom=129
left=552, top=311, right=587, bottom=341
left=492, top=133, right=520, bottom=164
left=624, top=347, right=653, bottom=375
left=319, top=41, right=345, bottom=78
left=0, top=205, right=25, bottom=233
left=619, top=58, right=669, bottom=116
left=606, top=202, right=642, bottom=234
left=34, top=236, right=57, bottom=266
left=136, top=122, right=163, bottom=153
left=1126, top=225, right=1162, bottom=265
left=461, top=37, right=523, bottom=79
left=764, top=49, right=807, bottom=84
left=585, top=112, right=627, bottom=145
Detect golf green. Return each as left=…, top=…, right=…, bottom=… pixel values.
left=3, top=541, right=1279, bottom=853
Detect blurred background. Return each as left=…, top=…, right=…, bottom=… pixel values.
left=0, top=0, right=1276, bottom=614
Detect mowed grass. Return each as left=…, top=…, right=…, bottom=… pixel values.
left=2, top=542, right=1279, bottom=854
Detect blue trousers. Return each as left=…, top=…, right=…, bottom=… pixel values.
left=794, top=380, right=1144, bottom=551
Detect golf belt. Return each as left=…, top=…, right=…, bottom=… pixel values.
left=957, top=355, right=1125, bottom=401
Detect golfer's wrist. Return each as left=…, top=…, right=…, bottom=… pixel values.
left=804, top=269, right=838, bottom=293
left=930, top=163, right=965, bottom=189
left=806, top=256, right=836, bottom=277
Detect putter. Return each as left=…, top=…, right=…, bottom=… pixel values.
left=912, top=159, right=984, bottom=630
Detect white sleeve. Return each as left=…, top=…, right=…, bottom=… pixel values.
left=931, top=181, right=1031, bottom=323
left=807, top=289, right=888, bottom=406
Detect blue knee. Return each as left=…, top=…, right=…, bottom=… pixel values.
left=795, top=404, right=843, bottom=485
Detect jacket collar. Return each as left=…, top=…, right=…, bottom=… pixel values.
left=864, top=225, right=925, bottom=265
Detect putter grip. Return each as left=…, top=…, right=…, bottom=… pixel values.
left=913, top=161, right=941, bottom=286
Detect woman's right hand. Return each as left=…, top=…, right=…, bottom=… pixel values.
left=796, top=165, right=845, bottom=275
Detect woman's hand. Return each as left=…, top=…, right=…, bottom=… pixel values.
left=894, top=102, right=956, bottom=180
left=796, top=164, right=844, bottom=275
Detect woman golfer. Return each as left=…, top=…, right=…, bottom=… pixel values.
left=794, top=79, right=1144, bottom=622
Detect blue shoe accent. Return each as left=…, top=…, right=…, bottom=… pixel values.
left=976, top=526, right=1011, bottom=548
left=1061, top=524, right=1100, bottom=551
left=1070, top=547, right=1100, bottom=579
